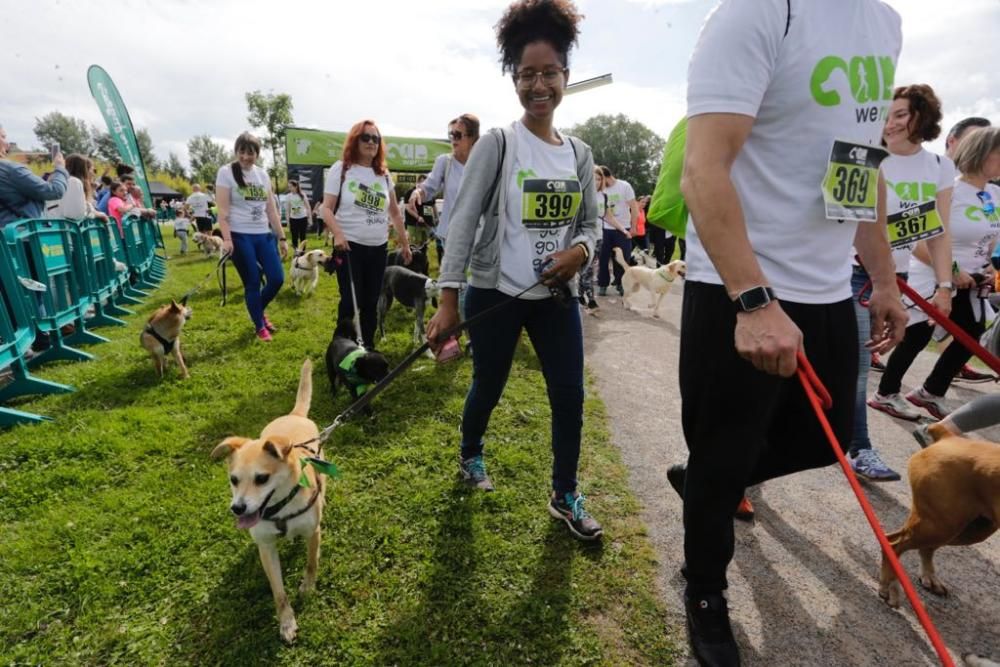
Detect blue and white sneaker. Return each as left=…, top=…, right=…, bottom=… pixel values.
left=459, top=455, right=494, bottom=492
left=849, top=448, right=901, bottom=482
left=549, top=491, right=603, bottom=541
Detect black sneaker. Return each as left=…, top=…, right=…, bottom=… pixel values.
left=587, top=298, right=598, bottom=310
left=667, top=463, right=687, bottom=500
left=548, top=491, right=603, bottom=541
left=685, top=592, right=741, bottom=666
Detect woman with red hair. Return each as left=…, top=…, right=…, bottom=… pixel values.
left=321, top=120, right=411, bottom=348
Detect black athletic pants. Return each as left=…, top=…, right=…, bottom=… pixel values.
left=334, top=241, right=387, bottom=349
left=878, top=288, right=985, bottom=397
left=679, top=281, right=857, bottom=595
left=289, top=217, right=309, bottom=247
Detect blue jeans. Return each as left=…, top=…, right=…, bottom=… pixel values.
left=598, top=228, right=631, bottom=288
left=850, top=267, right=908, bottom=454
left=850, top=266, right=873, bottom=454
left=229, top=231, right=284, bottom=331
left=460, top=287, right=584, bottom=494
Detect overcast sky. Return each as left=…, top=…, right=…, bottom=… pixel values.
left=3, top=0, right=997, bottom=172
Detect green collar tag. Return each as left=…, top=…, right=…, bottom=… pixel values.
left=298, top=456, right=340, bottom=488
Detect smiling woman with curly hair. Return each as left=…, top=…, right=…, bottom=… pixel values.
left=426, top=0, right=603, bottom=541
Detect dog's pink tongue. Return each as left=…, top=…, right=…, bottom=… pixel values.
left=236, top=512, right=260, bottom=530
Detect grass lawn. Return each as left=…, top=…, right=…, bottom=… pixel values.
left=0, top=231, right=679, bottom=666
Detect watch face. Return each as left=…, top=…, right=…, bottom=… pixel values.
left=738, top=287, right=772, bottom=312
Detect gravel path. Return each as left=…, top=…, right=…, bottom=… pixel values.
left=583, top=284, right=1000, bottom=666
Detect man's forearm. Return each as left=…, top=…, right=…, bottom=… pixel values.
left=683, top=166, right=767, bottom=298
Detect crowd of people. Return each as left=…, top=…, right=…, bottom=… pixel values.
left=3, top=0, right=1000, bottom=664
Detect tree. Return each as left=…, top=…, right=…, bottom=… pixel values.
left=562, top=114, right=665, bottom=195
left=90, top=125, right=119, bottom=163
left=136, top=128, right=160, bottom=173
left=187, top=134, right=229, bottom=186
left=164, top=152, right=187, bottom=180
left=245, top=90, right=294, bottom=190
left=33, top=111, right=93, bottom=155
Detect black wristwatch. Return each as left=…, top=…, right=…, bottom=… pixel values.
left=733, top=286, right=776, bottom=313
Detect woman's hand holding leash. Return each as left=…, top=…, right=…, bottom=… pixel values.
left=426, top=288, right=460, bottom=354
left=400, top=243, right=413, bottom=266
left=735, top=302, right=803, bottom=377
left=222, top=237, right=234, bottom=256
left=541, top=245, right=588, bottom=285
left=866, top=285, right=907, bottom=354
left=278, top=238, right=289, bottom=259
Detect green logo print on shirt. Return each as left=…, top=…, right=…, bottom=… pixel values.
left=238, top=183, right=268, bottom=201
left=810, top=55, right=895, bottom=122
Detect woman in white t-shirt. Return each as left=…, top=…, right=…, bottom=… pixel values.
left=426, top=0, right=602, bottom=541
left=284, top=180, right=311, bottom=248
left=46, top=154, right=109, bottom=223
left=852, top=85, right=954, bottom=477
left=320, top=120, right=411, bottom=349
left=217, top=132, right=289, bottom=342
left=875, top=126, right=1000, bottom=419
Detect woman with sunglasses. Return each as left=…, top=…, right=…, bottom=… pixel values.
left=426, top=0, right=602, bottom=541
left=321, top=120, right=411, bottom=349
left=217, top=132, right=288, bottom=341
left=407, top=114, right=480, bottom=267
left=873, top=126, right=1000, bottom=420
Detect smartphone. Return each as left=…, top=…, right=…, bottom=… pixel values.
left=50, top=142, right=60, bottom=159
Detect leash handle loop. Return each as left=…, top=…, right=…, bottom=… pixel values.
left=795, top=351, right=954, bottom=667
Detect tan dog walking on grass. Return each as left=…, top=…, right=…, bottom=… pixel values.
left=140, top=300, right=191, bottom=379
left=211, top=359, right=327, bottom=643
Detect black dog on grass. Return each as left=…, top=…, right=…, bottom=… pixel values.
left=324, top=322, right=389, bottom=402
left=387, top=241, right=430, bottom=277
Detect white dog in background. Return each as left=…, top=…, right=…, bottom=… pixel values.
left=630, top=246, right=659, bottom=269
left=289, top=245, right=327, bottom=296
left=193, top=232, right=225, bottom=259
left=612, top=247, right=686, bottom=318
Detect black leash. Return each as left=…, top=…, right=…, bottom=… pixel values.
left=178, top=252, right=231, bottom=307
left=297, top=277, right=559, bottom=450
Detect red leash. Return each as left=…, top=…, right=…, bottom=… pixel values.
left=894, top=277, right=1000, bottom=375
left=795, top=351, right=955, bottom=667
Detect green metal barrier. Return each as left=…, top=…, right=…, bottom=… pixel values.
left=0, top=229, right=73, bottom=426
left=121, top=214, right=161, bottom=290
left=3, top=218, right=107, bottom=366
left=141, top=218, right=167, bottom=277
left=75, top=218, right=132, bottom=326
left=107, top=221, right=149, bottom=302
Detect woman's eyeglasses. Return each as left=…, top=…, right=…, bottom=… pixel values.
left=359, top=133, right=381, bottom=145
left=448, top=131, right=466, bottom=141
left=513, top=68, right=567, bottom=89
left=977, top=190, right=996, bottom=217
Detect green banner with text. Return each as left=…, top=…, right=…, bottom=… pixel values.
left=285, top=127, right=451, bottom=172
left=86, top=65, right=153, bottom=207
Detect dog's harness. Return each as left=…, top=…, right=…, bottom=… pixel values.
left=142, top=324, right=176, bottom=354
left=259, top=443, right=326, bottom=537
left=338, top=348, right=371, bottom=395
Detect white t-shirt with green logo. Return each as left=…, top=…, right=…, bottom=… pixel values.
left=324, top=161, right=395, bottom=246
left=881, top=149, right=955, bottom=270
left=215, top=164, right=272, bottom=234
left=907, top=180, right=1000, bottom=324
left=684, top=0, right=902, bottom=304
left=287, top=192, right=309, bottom=219
left=602, top=179, right=635, bottom=231
left=498, top=121, right=583, bottom=300
left=186, top=192, right=212, bottom=218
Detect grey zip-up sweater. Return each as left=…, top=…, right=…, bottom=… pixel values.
left=438, top=123, right=599, bottom=296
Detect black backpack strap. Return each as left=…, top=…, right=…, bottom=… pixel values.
left=332, top=164, right=348, bottom=215
left=486, top=128, right=507, bottom=214
left=784, top=0, right=792, bottom=37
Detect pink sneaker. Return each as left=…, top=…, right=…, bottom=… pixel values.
left=256, top=327, right=272, bottom=342
left=262, top=315, right=277, bottom=333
